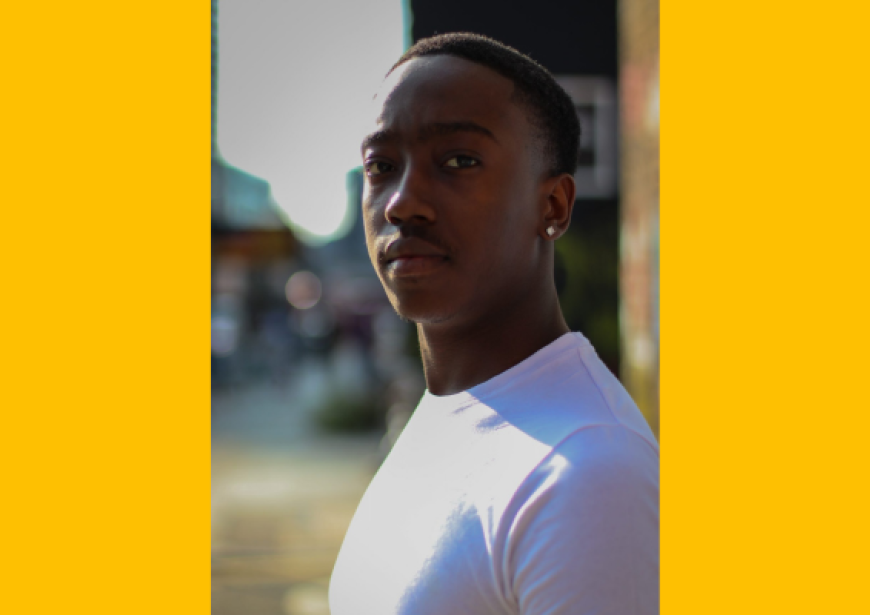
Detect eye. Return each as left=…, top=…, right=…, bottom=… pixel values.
left=365, top=161, right=394, bottom=177
left=444, top=155, right=479, bottom=169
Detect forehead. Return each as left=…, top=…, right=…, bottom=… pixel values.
left=366, top=55, right=532, bottom=148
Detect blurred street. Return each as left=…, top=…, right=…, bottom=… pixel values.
left=212, top=360, right=383, bottom=615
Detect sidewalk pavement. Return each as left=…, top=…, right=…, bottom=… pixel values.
left=212, top=369, right=383, bottom=615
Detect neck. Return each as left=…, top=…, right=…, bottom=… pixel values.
left=416, top=282, right=570, bottom=396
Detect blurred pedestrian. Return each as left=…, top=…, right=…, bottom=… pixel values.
left=330, top=33, right=658, bottom=615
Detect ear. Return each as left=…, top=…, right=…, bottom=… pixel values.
left=539, top=173, right=576, bottom=240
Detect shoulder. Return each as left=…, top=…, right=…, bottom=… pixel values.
left=511, top=424, right=659, bottom=526
left=503, top=425, right=659, bottom=614
left=489, top=333, right=657, bottom=445
left=553, top=423, right=659, bottom=479
left=569, top=337, right=658, bottom=442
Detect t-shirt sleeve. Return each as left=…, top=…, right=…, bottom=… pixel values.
left=505, top=425, right=659, bottom=615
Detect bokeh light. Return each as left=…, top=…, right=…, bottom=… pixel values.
left=286, top=271, right=322, bottom=310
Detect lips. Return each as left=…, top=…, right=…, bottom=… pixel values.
left=382, top=237, right=449, bottom=277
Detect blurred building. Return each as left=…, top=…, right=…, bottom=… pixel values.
left=211, top=0, right=300, bottom=387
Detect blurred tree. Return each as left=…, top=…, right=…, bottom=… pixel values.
left=556, top=200, right=620, bottom=374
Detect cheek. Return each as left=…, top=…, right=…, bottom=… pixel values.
left=466, top=197, right=540, bottom=278
left=454, top=218, right=527, bottom=288
left=361, top=200, right=384, bottom=257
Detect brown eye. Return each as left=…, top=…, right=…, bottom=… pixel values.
left=366, top=161, right=393, bottom=177
left=444, top=155, right=479, bottom=169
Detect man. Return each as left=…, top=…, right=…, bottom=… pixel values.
left=329, top=33, right=659, bottom=615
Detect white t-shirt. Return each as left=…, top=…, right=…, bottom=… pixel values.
left=329, top=333, right=659, bottom=615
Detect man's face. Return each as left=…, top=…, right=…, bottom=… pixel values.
left=361, top=55, right=548, bottom=326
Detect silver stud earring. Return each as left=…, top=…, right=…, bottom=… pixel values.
left=546, top=226, right=556, bottom=237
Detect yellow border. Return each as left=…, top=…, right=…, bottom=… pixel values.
left=2, top=3, right=209, bottom=612
left=663, top=1, right=870, bottom=612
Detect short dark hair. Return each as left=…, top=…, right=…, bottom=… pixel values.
left=390, top=33, right=580, bottom=177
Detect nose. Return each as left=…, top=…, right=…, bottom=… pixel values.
left=384, top=165, right=436, bottom=226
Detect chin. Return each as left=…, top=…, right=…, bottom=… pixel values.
left=388, top=292, right=456, bottom=325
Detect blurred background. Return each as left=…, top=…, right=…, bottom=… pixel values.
left=211, top=0, right=658, bottom=613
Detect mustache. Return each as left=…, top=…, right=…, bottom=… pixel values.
left=378, top=225, right=454, bottom=263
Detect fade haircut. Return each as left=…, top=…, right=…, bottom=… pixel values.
left=390, top=33, right=580, bottom=177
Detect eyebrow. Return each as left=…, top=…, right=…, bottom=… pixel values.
left=361, top=121, right=499, bottom=153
